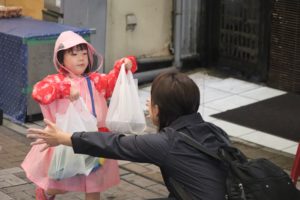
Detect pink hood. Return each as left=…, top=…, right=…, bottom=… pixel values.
left=53, top=31, right=103, bottom=74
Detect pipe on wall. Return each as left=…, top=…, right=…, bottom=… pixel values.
left=173, top=0, right=183, bottom=69
left=134, top=66, right=178, bottom=84
left=134, top=0, right=183, bottom=84
left=137, top=56, right=173, bottom=64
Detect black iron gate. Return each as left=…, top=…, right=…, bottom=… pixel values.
left=207, top=0, right=271, bottom=80
left=268, top=0, right=300, bottom=93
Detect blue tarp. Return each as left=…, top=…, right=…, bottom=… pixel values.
left=0, top=17, right=90, bottom=42
left=0, top=17, right=90, bottom=122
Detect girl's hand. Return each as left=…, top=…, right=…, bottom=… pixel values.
left=27, top=119, right=72, bottom=152
left=121, top=57, right=133, bottom=70
left=70, top=85, right=80, bottom=101
left=65, top=77, right=80, bottom=101
left=66, top=77, right=80, bottom=101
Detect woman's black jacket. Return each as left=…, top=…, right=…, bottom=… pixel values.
left=72, top=113, right=230, bottom=200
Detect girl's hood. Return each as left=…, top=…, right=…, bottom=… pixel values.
left=53, top=31, right=103, bottom=73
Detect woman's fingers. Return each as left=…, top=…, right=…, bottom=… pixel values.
left=28, top=128, right=47, bottom=136
left=27, top=122, right=61, bottom=149
left=28, top=127, right=44, bottom=133
left=44, top=119, right=61, bottom=135
left=29, top=139, right=50, bottom=152
left=44, top=119, right=54, bottom=128
left=30, top=138, right=46, bottom=146
left=40, top=144, right=50, bottom=152
left=45, top=119, right=60, bottom=133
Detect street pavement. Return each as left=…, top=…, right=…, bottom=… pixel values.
left=0, top=115, right=298, bottom=200
left=0, top=119, right=169, bottom=200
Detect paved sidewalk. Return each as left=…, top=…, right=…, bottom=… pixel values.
left=0, top=116, right=298, bottom=200
left=0, top=123, right=169, bottom=200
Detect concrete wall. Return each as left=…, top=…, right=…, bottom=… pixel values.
left=105, top=0, right=173, bottom=71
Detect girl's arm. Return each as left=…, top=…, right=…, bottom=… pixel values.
left=89, top=56, right=137, bottom=99
left=32, top=74, right=71, bottom=105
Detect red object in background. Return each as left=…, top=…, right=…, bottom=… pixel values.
left=291, top=144, right=300, bottom=185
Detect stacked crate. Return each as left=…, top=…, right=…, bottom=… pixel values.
left=0, top=6, right=22, bottom=18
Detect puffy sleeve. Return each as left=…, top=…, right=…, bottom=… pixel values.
left=89, top=56, right=137, bottom=99
left=32, top=74, right=71, bottom=105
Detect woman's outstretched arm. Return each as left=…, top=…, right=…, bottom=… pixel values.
left=27, top=119, right=72, bottom=151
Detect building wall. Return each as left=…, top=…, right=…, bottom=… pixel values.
left=105, top=0, right=173, bottom=71
left=1, top=0, right=173, bottom=71
left=3, top=0, right=43, bottom=20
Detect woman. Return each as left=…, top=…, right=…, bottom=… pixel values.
left=28, top=71, right=231, bottom=200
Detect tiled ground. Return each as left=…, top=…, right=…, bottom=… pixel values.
left=138, top=69, right=298, bottom=155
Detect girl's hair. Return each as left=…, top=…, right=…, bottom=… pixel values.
left=151, top=71, right=200, bottom=131
left=57, top=43, right=90, bottom=74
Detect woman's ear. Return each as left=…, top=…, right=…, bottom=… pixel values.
left=152, top=105, right=160, bottom=125
left=153, top=105, right=159, bottom=116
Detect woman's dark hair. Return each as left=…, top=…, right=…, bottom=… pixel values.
left=57, top=43, right=90, bottom=74
left=151, top=71, right=200, bottom=130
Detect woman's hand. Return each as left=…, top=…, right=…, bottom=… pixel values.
left=121, top=57, right=133, bottom=70
left=27, top=119, right=72, bottom=152
left=146, top=98, right=151, bottom=118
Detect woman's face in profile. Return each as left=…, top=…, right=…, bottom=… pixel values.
left=147, top=98, right=159, bottom=127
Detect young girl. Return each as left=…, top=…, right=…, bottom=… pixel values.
left=21, top=31, right=137, bottom=200
left=28, top=72, right=231, bottom=200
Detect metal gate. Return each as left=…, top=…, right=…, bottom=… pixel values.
left=268, top=0, right=300, bottom=93
left=211, top=0, right=271, bottom=80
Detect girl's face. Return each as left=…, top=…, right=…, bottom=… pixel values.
left=63, top=47, right=88, bottom=76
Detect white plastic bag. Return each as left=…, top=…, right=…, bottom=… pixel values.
left=48, top=98, right=100, bottom=180
left=106, top=64, right=146, bottom=134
